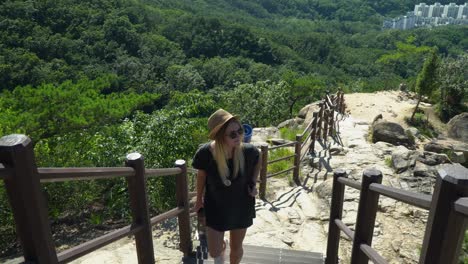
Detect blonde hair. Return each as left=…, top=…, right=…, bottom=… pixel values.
left=212, top=119, right=245, bottom=186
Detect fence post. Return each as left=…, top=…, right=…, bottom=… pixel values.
left=175, top=160, right=193, bottom=258
left=325, top=169, right=347, bottom=264
left=340, top=92, right=346, bottom=114
left=0, top=134, right=58, bottom=263
left=419, top=164, right=468, bottom=264
left=259, top=144, right=268, bottom=200
left=125, top=153, right=155, bottom=264
left=350, top=169, right=382, bottom=264
left=293, top=134, right=302, bottom=185
left=317, top=102, right=324, bottom=140
left=329, top=106, right=335, bottom=137
left=323, top=108, right=329, bottom=140
left=309, top=112, right=318, bottom=155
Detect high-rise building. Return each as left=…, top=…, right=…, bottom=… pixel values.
left=415, top=3, right=430, bottom=17
left=444, top=3, right=459, bottom=18
left=429, top=2, right=444, bottom=17
left=384, top=2, right=468, bottom=30
left=457, top=3, right=468, bottom=19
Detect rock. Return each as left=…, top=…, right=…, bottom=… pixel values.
left=251, top=127, right=280, bottom=143
left=372, top=121, right=414, bottom=147
left=424, top=138, right=468, bottom=166
left=372, top=141, right=396, bottom=158
left=316, top=178, right=333, bottom=200
left=447, top=112, right=468, bottom=142
left=302, top=102, right=321, bottom=125
left=417, top=151, right=450, bottom=166
left=372, top=114, right=383, bottom=125
left=391, top=146, right=418, bottom=173
left=406, top=127, right=419, bottom=138
left=451, top=151, right=466, bottom=164
left=277, top=118, right=304, bottom=129
left=298, top=104, right=311, bottom=119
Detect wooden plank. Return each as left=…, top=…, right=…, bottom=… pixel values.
left=39, top=167, right=134, bottom=182
left=145, top=167, right=181, bottom=177
left=455, top=197, right=468, bottom=217
left=57, top=224, right=142, bottom=263
left=266, top=167, right=295, bottom=178
left=150, top=207, right=184, bottom=225
left=267, top=154, right=295, bottom=165
left=359, top=244, right=388, bottom=264
left=337, top=177, right=361, bottom=190
left=334, top=219, right=354, bottom=241
left=269, top=142, right=296, bottom=150
left=369, top=183, right=431, bottom=210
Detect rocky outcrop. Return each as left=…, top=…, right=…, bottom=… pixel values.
left=372, top=120, right=414, bottom=147
left=277, top=118, right=304, bottom=129
left=447, top=112, right=468, bottom=142
left=424, top=138, right=468, bottom=166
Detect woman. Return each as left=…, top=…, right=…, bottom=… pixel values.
left=192, top=109, right=261, bottom=264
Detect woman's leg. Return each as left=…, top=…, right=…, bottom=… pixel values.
left=206, top=226, right=226, bottom=262
left=229, top=228, right=247, bottom=264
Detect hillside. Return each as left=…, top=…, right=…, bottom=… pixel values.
left=0, top=0, right=466, bottom=261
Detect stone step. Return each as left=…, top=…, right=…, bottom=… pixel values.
left=186, top=243, right=323, bottom=264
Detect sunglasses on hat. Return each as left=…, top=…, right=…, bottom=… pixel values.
left=226, top=128, right=244, bottom=139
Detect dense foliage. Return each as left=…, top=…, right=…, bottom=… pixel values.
left=0, top=0, right=466, bottom=259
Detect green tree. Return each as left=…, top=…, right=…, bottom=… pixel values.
left=410, top=50, right=439, bottom=122
left=437, top=54, right=468, bottom=121
left=221, top=81, right=289, bottom=126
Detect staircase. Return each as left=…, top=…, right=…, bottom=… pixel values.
left=184, top=234, right=324, bottom=264
left=182, top=209, right=324, bottom=264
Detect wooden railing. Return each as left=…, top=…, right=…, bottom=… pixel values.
left=0, top=134, right=192, bottom=264
left=258, top=91, right=346, bottom=199
left=325, top=165, right=468, bottom=264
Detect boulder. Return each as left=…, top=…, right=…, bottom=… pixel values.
left=391, top=146, right=418, bottom=173
left=424, top=139, right=468, bottom=166
left=300, top=102, right=321, bottom=126
left=251, top=127, right=280, bottom=144
left=447, top=113, right=468, bottom=142
left=277, top=118, right=304, bottom=129
left=372, top=121, right=414, bottom=147
left=417, top=151, right=450, bottom=166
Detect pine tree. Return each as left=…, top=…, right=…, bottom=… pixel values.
left=410, top=49, right=439, bottom=123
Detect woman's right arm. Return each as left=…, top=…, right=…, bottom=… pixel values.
left=194, top=169, right=207, bottom=212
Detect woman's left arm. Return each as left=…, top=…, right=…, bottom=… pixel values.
left=248, top=151, right=261, bottom=197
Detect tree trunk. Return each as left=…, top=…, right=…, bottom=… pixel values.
left=410, top=93, right=423, bottom=123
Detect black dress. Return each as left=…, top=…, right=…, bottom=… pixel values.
left=192, top=143, right=259, bottom=232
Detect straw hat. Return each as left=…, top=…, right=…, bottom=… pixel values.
left=208, top=109, right=239, bottom=140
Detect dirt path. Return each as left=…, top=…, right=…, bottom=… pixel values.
left=344, top=91, right=446, bottom=135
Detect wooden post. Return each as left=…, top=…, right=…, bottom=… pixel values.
left=323, top=109, right=329, bottom=141
left=0, top=134, right=58, bottom=263
left=175, top=160, right=193, bottom=258
left=317, top=102, right=324, bottom=140
left=329, top=107, right=335, bottom=137
left=325, top=169, right=347, bottom=264
left=259, top=144, right=268, bottom=200
left=125, top=153, right=155, bottom=264
left=309, top=112, right=318, bottom=155
left=419, top=164, right=468, bottom=264
left=340, top=93, right=346, bottom=114
left=350, top=169, right=382, bottom=264
left=341, top=92, right=345, bottom=113
left=293, top=134, right=302, bottom=186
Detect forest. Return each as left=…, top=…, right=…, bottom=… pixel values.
left=0, top=0, right=466, bottom=259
